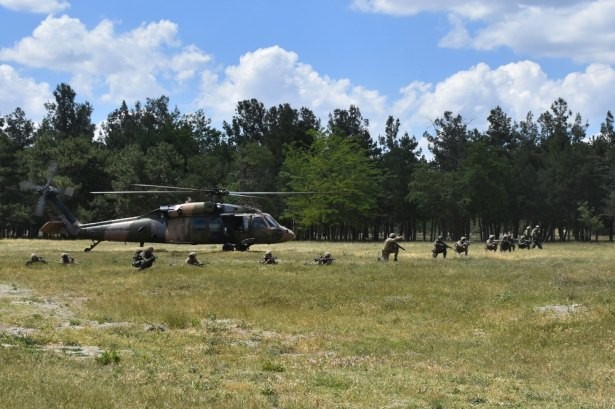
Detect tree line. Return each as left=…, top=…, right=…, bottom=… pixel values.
left=1, top=83, right=614, bottom=242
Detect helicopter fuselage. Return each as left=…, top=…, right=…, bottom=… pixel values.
left=42, top=199, right=295, bottom=250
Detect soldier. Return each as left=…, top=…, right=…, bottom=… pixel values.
left=261, top=250, right=278, bottom=264
left=60, top=252, right=75, bottom=264
left=380, top=233, right=404, bottom=261
left=432, top=235, right=452, bottom=258
left=518, top=233, right=532, bottom=249
left=531, top=225, right=543, bottom=249
left=314, top=251, right=334, bottom=265
left=25, top=253, right=47, bottom=266
left=184, top=251, right=204, bottom=266
left=499, top=232, right=515, bottom=252
left=133, top=247, right=156, bottom=270
left=485, top=235, right=498, bottom=251
left=454, top=236, right=471, bottom=256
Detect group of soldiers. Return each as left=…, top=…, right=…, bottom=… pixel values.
left=26, top=252, right=75, bottom=265
left=432, top=225, right=544, bottom=257
left=25, top=226, right=544, bottom=268
left=260, top=250, right=335, bottom=265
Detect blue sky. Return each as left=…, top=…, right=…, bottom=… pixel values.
left=1, top=0, right=614, bottom=152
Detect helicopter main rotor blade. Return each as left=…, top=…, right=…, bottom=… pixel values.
left=35, top=195, right=46, bottom=217
left=19, top=181, right=40, bottom=191
left=91, top=190, right=198, bottom=194
left=131, top=184, right=201, bottom=191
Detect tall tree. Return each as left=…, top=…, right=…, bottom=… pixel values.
left=425, top=111, right=470, bottom=171
left=327, top=105, right=380, bottom=157
left=281, top=133, right=382, bottom=239
left=377, top=116, right=421, bottom=238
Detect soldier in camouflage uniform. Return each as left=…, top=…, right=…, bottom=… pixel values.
left=531, top=225, right=543, bottom=249
left=261, top=250, right=278, bottom=264
left=485, top=235, right=498, bottom=251
left=499, top=232, right=515, bottom=252
left=314, top=251, right=334, bottom=265
left=25, top=253, right=47, bottom=266
left=133, top=247, right=156, bottom=269
left=432, top=235, right=452, bottom=258
left=185, top=251, right=204, bottom=266
left=60, top=252, right=75, bottom=264
left=454, top=236, right=470, bottom=256
left=518, top=233, right=531, bottom=249
left=380, top=233, right=403, bottom=261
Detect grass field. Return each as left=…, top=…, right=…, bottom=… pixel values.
left=1, top=239, right=614, bottom=408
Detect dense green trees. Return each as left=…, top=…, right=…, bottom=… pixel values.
left=2, top=82, right=615, bottom=241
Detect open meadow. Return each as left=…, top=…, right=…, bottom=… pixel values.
left=1, top=239, right=614, bottom=408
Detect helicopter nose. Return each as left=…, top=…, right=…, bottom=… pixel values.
left=281, top=227, right=295, bottom=242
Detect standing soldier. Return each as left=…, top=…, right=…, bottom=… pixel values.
left=454, top=236, right=471, bottom=256
left=380, top=233, right=404, bottom=262
left=432, top=235, right=452, bottom=258
left=531, top=225, right=543, bottom=249
left=185, top=251, right=204, bottom=266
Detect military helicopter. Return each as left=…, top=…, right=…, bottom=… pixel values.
left=20, top=163, right=296, bottom=252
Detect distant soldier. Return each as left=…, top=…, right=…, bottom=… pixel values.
left=184, top=251, right=204, bottom=267
left=133, top=247, right=156, bottom=270
left=60, top=252, right=75, bottom=264
left=432, top=235, right=452, bottom=258
left=499, top=232, right=515, bottom=252
left=25, top=253, right=47, bottom=266
left=380, top=233, right=404, bottom=261
left=261, top=250, right=278, bottom=264
left=531, top=225, right=543, bottom=249
left=454, top=236, right=471, bottom=256
left=485, top=235, right=498, bottom=252
left=524, top=225, right=531, bottom=238
left=518, top=233, right=532, bottom=249
left=314, top=251, right=334, bottom=265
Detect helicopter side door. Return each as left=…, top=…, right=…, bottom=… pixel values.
left=221, top=214, right=249, bottom=243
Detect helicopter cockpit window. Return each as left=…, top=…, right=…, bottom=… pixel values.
left=263, top=214, right=280, bottom=228
left=251, top=215, right=267, bottom=231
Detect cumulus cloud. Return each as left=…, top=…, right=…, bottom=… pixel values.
left=393, top=61, right=615, bottom=137
left=0, top=64, right=50, bottom=118
left=196, top=46, right=388, bottom=129
left=353, top=0, right=615, bottom=64
left=0, top=0, right=69, bottom=14
left=0, top=15, right=212, bottom=105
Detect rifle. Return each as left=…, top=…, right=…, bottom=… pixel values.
left=395, top=243, right=406, bottom=251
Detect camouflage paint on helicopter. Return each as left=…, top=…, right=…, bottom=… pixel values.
left=27, top=176, right=294, bottom=251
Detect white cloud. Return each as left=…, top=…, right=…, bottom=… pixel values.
left=0, top=15, right=212, bottom=105
left=393, top=61, right=615, bottom=138
left=196, top=46, right=387, bottom=129
left=0, top=64, right=50, bottom=118
left=0, top=0, right=69, bottom=14
left=353, top=0, right=615, bottom=64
